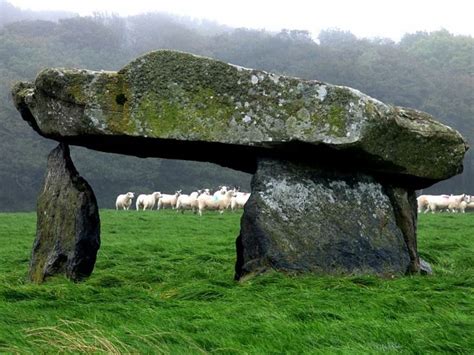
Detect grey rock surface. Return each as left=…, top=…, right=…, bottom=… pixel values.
left=235, top=158, right=413, bottom=279
left=12, top=50, right=468, bottom=188
left=30, top=143, right=100, bottom=283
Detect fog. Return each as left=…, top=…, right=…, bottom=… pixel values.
left=6, top=0, right=474, bottom=41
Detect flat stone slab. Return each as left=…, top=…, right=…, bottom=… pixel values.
left=30, top=143, right=100, bottom=282
left=12, top=50, right=467, bottom=189
left=235, top=159, right=413, bottom=278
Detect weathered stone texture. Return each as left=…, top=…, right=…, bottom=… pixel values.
left=235, top=159, right=413, bottom=279
left=12, top=50, right=468, bottom=188
left=30, top=143, right=100, bottom=283
left=385, top=187, right=420, bottom=273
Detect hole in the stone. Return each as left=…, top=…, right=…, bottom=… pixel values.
left=115, top=93, right=127, bottom=105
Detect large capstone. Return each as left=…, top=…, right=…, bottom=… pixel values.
left=12, top=50, right=467, bottom=189
left=30, top=143, right=100, bottom=283
left=235, top=159, right=416, bottom=279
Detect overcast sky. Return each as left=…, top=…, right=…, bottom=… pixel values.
left=7, top=0, right=474, bottom=41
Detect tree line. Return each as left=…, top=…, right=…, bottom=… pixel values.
left=0, top=1, right=472, bottom=211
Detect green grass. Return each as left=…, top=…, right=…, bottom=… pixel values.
left=0, top=211, right=473, bottom=353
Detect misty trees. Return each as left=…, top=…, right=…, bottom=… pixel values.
left=0, top=8, right=472, bottom=210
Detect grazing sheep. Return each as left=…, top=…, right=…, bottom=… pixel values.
left=231, top=192, right=251, bottom=211
left=446, top=194, right=471, bottom=213
left=115, top=192, right=134, bottom=210
left=176, top=191, right=198, bottom=214
left=451, top=195, right=472, bottom=213
left=176, top=190, right=210, bottom=214
left=198, top=189, right=236, bottom=216
left=417, top=194, right=449, bottom=213
left=418, top=194, right=470, bottom=213
left=157, top=190, right=182, bottom=210
left=136, top=192, right=161, bottom=211
left=459, top=197, right=474, bottom=213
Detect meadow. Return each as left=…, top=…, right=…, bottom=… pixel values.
left=0, top=210, right=473, bottom=353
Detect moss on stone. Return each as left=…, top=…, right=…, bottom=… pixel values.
left=31, top=144, right=100, bottom=283
left=136, top=87, right=234, bottom=140
left=13, top=50, right=468, bottom=183
left=11, top=82, right=34, bottom=108
left=120, top=51, right=250, bottom=101
left=327, top=86, right=356, bottom=106
left=326, top=106, right=347, bottom=136
left=65, top=78, right=89, bottom=105
left=365, top=100, right=376, bottom=117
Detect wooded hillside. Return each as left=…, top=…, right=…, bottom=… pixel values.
left=1, top=2, right=472, bottom=211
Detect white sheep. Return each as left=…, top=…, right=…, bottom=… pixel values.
left=136, top=192, right=161, bottom=211
left=419, top=194, right=470, bottom=213
left=446, top=194, right=470, bottom=213
left=459, top=197, right=474, bottom=213
left=213, top=186, right=228, bottom=198
left=115, top=192, right=134, bottom=210
left=417, top=194, right=449, bottom=213
left=231, top=192, right=251, bottom=211
left=176, top=190, right=209, bottom=214
left=176, top=191, right=198, bottom=213
left=157, top=190, right=182, bottom=210
left=198, top=189, right=236, bottom=216
left=450, top=195, right=472, bottom=213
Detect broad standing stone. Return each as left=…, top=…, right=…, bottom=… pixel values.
left=235, top=159, right=412, bottom=279
left=30, top=143, right=100, bottom=283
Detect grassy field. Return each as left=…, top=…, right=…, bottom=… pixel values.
left=0, top=210, right=473, bottom=353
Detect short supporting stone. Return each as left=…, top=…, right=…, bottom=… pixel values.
left=29, top=143, right=100, bottom=283
left=235, top=158, right=418, bottom=279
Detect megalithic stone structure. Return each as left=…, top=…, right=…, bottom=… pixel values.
left=29, top=143, right=100, bottom=283
left=12, top=50, right=468, bottom=281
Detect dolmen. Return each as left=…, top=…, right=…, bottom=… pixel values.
left=12, top=50, right=468, bottom=282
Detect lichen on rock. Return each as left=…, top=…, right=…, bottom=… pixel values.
left=30, top=143, right=100, bottom=283
left=11, top=49, right=468, bottom=187
left=235, top=159, right=412, bottom=279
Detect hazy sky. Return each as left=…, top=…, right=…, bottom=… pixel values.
left=7, top=0, right=474, bottom=41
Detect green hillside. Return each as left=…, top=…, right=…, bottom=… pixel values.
left=0, top=2, right=473, bottom=211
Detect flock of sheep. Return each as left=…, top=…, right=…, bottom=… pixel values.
left=115, top=186, right=250, bottom=216
left=116, top=188, right=473, bottom=216
left=417, top=193, right=473, bottom=213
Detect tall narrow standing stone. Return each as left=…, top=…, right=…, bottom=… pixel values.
left=30, top=143, right=100, bottom=283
